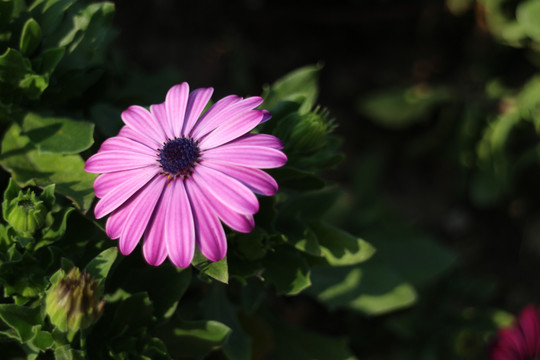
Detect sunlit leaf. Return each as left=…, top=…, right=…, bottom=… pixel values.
left=0, top=123, right=96, bottom=211
left=22, top=112, right=94, bottom=154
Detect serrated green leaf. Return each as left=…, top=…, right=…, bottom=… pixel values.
left=262, top=246, right=311, bottom=295
left=0, top=304, right=41, bottom=342
left=84, top=247, right=117, bottom=285
left=192, top=249, right=228, bottom=284
left=26, top=326, right=53, bottom=352
left=263, top=64, right=322, bottom=114
left=157, top=320, right=231, bottom=359
left=39, top=183, right=55, bottom=209
left=22, top=112, right=94, bottom=154
left=278, top=218, right=322, bottom=256
left=309, top=221, right=375, bottom=266
left=517, top=0, right=540, bottom=43
left=0, top=123, right=97, bottom=211
left=20, top=18, right=42, bottom=56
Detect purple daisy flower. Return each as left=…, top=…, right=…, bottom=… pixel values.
left=85, top=83, right=287, bottom=267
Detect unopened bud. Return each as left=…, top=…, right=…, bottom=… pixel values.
left=289, top=107, right=334, bottom=154
left=45, top=268, right=104, bottom=332
left=5, top=190, right=47, bottom=236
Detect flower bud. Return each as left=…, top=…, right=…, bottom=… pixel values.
left=5, top=190, right=47, bottom=236
left=45, top=268, right=104, bottom=332
left=289, top=107, right=335, bottom=154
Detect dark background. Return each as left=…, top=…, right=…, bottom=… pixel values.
left=111, top=1, right=540, bottom=357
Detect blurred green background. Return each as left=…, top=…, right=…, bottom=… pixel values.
left=110, top=0, right=540, bottom=358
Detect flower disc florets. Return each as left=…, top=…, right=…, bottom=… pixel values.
left=159, top=137, right=200, bottom=178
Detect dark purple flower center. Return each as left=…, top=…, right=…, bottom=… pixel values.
left=159, top=137, right=200, bottom=177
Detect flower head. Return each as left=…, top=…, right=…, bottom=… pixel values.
left=85, top=83, right=287, bottom=267
left=490, top=305, right=540, bottom=359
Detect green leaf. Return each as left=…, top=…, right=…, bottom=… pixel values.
left=84, top=247, right=118, bottom=285
left=309, top=221, right=376, bottom=266
left=110, top=292, right=154, bottom=338
left=192, top=249, right=228, bottom=284
left=517, top=0, right=540, bottom=43
left=54, top=344, right=85, bottom=360
left=268, top=166, right=326, bottom=191
left=282, top=219, right=322, bottom=257
left=0, top=304, right=41, bottom=342
left=0, top=0, right=14, bottom=28
left=263, top=64, right=322, bottom=114
left=0, top=123, right=97, bottom=211
left=114, top=264, right=191, bottom=320
left=266, top=318, right=357, bottom=360
left=49, top=2, right=115, bottom=72
left=308, top=257, right=417, bottom=315
left=2, top=178, right=21, bottom=221
left=33, top=47, right=65, bottom=75
left=29, top=0, right=78, bottom=37
left=39, top=182, right=55, bottom=209
left=26, top=327, right=53, bottom=352
left=359, top=85, right=450, bottom=129
left=22, top=112, right=94, bottom=154
left=38, top=207, right=74, bottom=249
left=20, top=18, right=42, bottom=56
left=262, top=246, right=311, bottom=295
left=156, top=320, right=231, bottom=359
left=202, top=284, right=252, bottom=360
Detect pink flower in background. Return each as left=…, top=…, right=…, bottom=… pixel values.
left=85, top=83, right=286, bottom=267
left=491, top=305, right=540, bottom=360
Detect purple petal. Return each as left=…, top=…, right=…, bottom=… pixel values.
left=94, top=166, right=156, bottom=198
left=105, top=193, right=140, bottom=239
left=190, top=178, right=254, bottom=233
left=119, top=175, right=166, bottom=255
left=94, top=168, right=159, bottom=218
left=199, top=110, right=264, bottom=150
left=191, top=96, right=263, bottom=139
left=142, top=182, right=170, bottom=266
left=164, top=179, right=195, bottom=268
left=118, top=126, right=156, bottom=148
left=193, top=165, right=259, bottom=215
left=121, top=105, right=164, bottom=146
left=519, top=306, right=540, bottom=356
left=188, top=95, right=241, bottom=137
left=203, top=161, right=278, bottom=196
left=185, top=178, right=227, bottom=262
left=225, top=133, right=284, bottom=149
left=150, top=102, right=174, bottom=141
left=85, top=151, right=157, bottom=174
left=98, top=136, right=157, bottom=156
left=201, top=145, right=287, bottom=169
left=182, top=87, right=214, bottom=136
left=261, top=110, right=272, bottom=123
left=165, top=83, right=189, bottom=138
